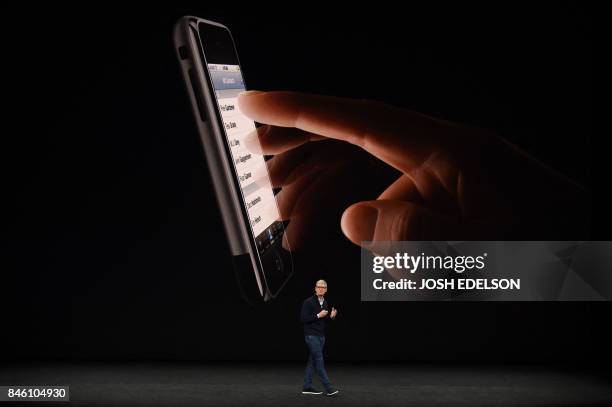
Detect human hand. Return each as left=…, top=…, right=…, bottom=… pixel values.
left=318, top=309, right=329, bottom=318
left=238, top=91, right=590, bottom=249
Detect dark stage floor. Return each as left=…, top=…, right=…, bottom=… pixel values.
left=0, top=362, right=610, bottom=406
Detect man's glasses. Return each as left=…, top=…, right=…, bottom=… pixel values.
left=316, top=286, right=327, bottom=289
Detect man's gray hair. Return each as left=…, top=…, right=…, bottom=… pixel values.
left=315, top=279, right=327, bottom=287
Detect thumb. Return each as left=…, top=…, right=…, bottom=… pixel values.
left=340, top=200, right=470, bottom=246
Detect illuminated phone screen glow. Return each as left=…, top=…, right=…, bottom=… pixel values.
left=207, top=63, right=282, bottom=242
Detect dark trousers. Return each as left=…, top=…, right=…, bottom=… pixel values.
left=303, top=334, right=332, bottom=391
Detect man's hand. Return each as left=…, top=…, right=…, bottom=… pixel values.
left=330, top=307, right=337, bottom=319
left=237, top=91, right=590, bottom=248
left=317, top=310, right=329, bottom=318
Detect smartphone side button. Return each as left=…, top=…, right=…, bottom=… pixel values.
left=178, top=45, right=189, bottom=60
left=187, top=69, right=207, bottom=122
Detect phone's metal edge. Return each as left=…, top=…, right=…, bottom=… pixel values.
left=173, top=16, right=270, bottom=302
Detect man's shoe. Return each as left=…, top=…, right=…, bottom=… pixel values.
left=325, top=388, right=339, bottom=396
left=302, top=387, right=323, bottom=395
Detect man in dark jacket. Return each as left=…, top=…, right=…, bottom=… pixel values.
left=300, top=279, right=339, bottom=396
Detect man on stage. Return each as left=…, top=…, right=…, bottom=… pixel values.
left=300, top=279, right=339, bottom=396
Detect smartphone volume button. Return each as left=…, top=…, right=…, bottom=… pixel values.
left=178, top=45, right=189, bottom=60
left=187, top=69, right=207, bottom=122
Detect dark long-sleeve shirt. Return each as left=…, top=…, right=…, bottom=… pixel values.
left=301, top=295, right=334, bottom=336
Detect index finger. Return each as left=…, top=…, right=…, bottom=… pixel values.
left=237, top=90, right=454, bottom=174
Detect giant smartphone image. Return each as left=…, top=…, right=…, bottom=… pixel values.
left=173, top=16, right=293, bottom=303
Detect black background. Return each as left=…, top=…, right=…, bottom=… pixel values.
left=1, top=4, right=605, bottom=365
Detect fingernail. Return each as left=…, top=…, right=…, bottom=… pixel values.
left=242, top=126, right=267, bottom=154
left=341, top=204, right=379, bottom=242
left=238, top=90, right=265, bottom=97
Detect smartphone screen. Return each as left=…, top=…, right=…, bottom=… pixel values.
left=207, top=64, right=281, bottom=237
left=197, top=23, right=287, bottom=261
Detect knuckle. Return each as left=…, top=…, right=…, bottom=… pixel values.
left=390, top=206, right=419, bottom=241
